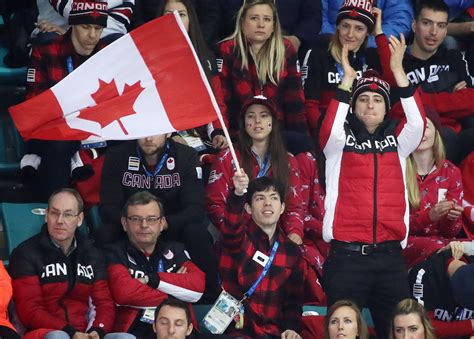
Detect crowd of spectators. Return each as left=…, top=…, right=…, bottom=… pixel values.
left=1, top=0, right=474, bottom=338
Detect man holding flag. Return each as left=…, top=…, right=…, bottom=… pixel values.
left=20, top=0, right=108, bottom=201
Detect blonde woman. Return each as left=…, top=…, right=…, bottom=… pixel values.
left=389, top=299, right=436, bottom=339
left=404, top=110, right=466, bottom=268
left=218, top=0, right=308, bottom=139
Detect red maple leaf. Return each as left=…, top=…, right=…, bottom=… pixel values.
left=78, top=79, right=144, bottom=135
left=369, top=83, right=379, bottom=90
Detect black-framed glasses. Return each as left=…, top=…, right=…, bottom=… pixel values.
left=126, top=216, right=163, bottom=225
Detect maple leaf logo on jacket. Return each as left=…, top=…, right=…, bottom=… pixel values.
left=78, top=79, right=144, bottom=135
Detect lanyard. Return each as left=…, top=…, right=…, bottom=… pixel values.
left=66, top=56, right=74, bottom=74
left=336, top=55, right=366, bottom=82
left=244, top=240, right=279, bottom=299
left=137, top=141, right=170, bottom=177
left=256, top=154, right=270, bottom=178
left=158, top=259, right=164, bottom=273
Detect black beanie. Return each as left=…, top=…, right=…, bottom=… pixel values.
left=69, top=0, right=108, bottom=27
left=351, top=70, right=391, bottom=113
left=336, top=0, right=375, bottom=32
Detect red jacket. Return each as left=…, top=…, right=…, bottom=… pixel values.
left=105, top=240, right=205, bottom=334
left=296, top=152, right=325, bottom=241
left=319, top=86, right=426, bottom=245
left=8, top=227, right=115, bottom=338
left=409, top=160, right=465, bottom=238
left=218, top=39, right=308, bottom=136
left=206, top=148, right=304, bottom=238
left=0, top=262, right=15, bottom=331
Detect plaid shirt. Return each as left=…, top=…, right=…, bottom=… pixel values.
left=218, top=39, right=308, bottom=137
left=220, top=192, right=304, bottom=337
left=26, top=30, right=104, bottom=99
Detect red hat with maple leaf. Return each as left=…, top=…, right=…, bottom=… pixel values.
left=336, top=0, right=375, bottom=32
left=69, top=0, right=108, bottom=27
left=351, top=69, right=391, bottom=113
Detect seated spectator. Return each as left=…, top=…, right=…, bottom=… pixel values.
left=157, top=0, right=228, bottom=174
left=153, top=298, right=193, bottom=339
left=320, top=35, right=425, bottom=338
left=408, top=241, right=474, bottom=338
left=217, top=0, right=308, bottom=139
left=206, top=96, right=304, bottom=245
left=99, top=134, right=219, bottom=300
left=33, top=0, right=135, bottom=44
left=324, top=300, right=368, bottom=339
left=105, top=191, right=205, bottom=338
left=0, top=262, right=19, bottom=339
left=319, top=0, right=413, bottom=48
left=400, top=0, right=474, bottom=164
left=443, top=0, right=474, bottom=51
left=389, top=299, right=436, bottom=339
left=20, top=0, right=107, bottom=202
left=212, top=0, right=322, bottom=57
left=8, top=188, right=132, bottom=339
left=214, top=175, right=304, bottom=337
left=304, top=1, right=394, bottom=134
left=404, top=110, right=467, bottom=268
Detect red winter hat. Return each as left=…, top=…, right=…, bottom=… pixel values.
left=69, top=0, right=108, bottom=27
left=351, top=69, right=391, bottom=113
left=336, top=0, right=375, bottom=32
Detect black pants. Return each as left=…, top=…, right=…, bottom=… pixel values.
left=0, top=326, right=20, bottom=339
left=28, top=139, right=81, bottom=201
left=323, top=242, right=410, bottom=339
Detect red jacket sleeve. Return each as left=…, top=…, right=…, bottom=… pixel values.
left=221, top=192, right=247, bottom=253
left=375, top=34, right=396, bottom=86
left=107, top=264, right=168, bottom=307
left=26, top=45, right=51, bottom=100
left=89, top=279, right=116, bottom=333
left=209, top=73, right=228, bottom=133
left=280, top=155, right=304, bottom=238
left=206, top=149, right=236, bottom=232
left=156, top=261, right=205, bottom=303
left=428, top=311, right=473, bottom=338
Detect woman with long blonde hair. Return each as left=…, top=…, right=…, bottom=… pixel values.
left=404, top=110, right=466, bottom=268
left=389, top=299, right=436, bottom=339
left=218, top=0, right=308, bottom=139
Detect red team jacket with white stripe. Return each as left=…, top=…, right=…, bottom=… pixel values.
left=105, top=240, right=205, bottom=336
left=319, top=86, right=425, bottom=245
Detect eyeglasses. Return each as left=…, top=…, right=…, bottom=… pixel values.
left=126, top=216, right=163, bottom=225
left=47, top=210, right=81, bottom=222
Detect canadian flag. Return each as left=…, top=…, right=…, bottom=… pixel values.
left=9, top=13, right=220, bottom=141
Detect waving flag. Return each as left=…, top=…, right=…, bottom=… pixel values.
left=9, top=13, right=220, bottom=141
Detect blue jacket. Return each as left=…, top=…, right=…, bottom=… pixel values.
left=216, top=0, right=322, bottom=45
left=320, top=0, right=413, bottom=48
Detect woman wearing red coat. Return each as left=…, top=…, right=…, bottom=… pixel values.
left=206, top=95, right=304, bottom=245
left=404, top=111, right=467, bottom=268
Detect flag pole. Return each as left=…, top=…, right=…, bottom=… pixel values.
left=214, top=108, right=247, bottom=193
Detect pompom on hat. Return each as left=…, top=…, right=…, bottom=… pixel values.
left=68, top=0, right=108, bottom=27
left=351, top=69, right=391, bottom=113
left=336, top=0, right=375, bottom=32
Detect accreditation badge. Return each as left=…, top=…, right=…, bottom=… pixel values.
left=201, top=290, right=241, bottom=334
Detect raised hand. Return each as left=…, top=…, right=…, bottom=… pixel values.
left=340, top=44, right=357, bottom=88
left=372, top=7, right=383, bottom=36
left=388, top=34, right=409, bottom=87
left=232, top=169, right=249, bottom=196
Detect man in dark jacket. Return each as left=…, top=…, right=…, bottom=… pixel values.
left=8, top=188, right=131, bottom=339
left=99, top=134, right=218, bottom=300
left=105, top=191, right=205, bottom=338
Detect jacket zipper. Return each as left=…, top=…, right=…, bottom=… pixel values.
left=372, top=149, right=378, bottom=244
